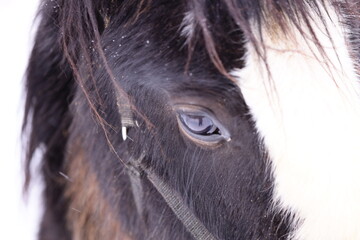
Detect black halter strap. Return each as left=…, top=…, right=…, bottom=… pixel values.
left=126, top=154, right=217, bottom=240
left=117, top=91, right=216, bottom=239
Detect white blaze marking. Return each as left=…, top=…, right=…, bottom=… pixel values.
left=232, top=5, right=360, bottom=240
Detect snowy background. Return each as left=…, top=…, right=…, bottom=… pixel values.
left=0, top=0, right=42, bottom=239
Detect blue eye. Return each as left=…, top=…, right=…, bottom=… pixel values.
left=175, top=105, right=231, bottom=146
left=179, top=113, right=220, bottom=136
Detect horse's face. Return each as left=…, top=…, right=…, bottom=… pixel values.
left=70, top=2, right=290, bottom=239
left=25, top=0, right=360, bottom=239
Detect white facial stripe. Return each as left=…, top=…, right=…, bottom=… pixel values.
left=232, top=5, right=360, bottom=240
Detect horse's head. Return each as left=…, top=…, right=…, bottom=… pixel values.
left=24, top=0, right=360, bottom=239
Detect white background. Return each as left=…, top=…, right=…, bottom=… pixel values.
left=0, top=0, right=42, bottom=239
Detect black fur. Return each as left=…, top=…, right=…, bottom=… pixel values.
left=24, top=0, right=358, bottom=239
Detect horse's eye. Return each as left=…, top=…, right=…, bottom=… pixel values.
left=179, top=113, right=219, bottom=136
left=175, top=106, right=231, bottom=146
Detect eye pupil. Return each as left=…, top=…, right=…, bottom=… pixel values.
left=180, top=113, right=219, bottom=135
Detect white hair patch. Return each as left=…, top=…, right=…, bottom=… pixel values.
left=232, top=4, right=360, bottom=240
left=180, top=11, right=195, bottom=42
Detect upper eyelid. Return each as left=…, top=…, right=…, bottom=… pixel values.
left=173, top=104, right=215, bottom=117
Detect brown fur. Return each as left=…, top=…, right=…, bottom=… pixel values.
left=65, top=142, right=132, bottom=240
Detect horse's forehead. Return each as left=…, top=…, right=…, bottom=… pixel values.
left=229, top=4, right=360, bottom=240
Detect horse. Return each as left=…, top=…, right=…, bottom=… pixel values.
left=23, top=0, right=360, bottom=239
